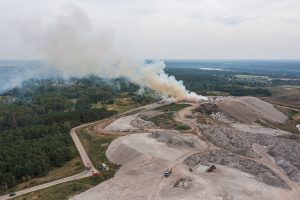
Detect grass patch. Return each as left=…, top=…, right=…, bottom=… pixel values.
left=14, top=126, right=120, bottom=200
left=76, top=126, right=119, bottom=177
left=149, top=112, right=177, bottom=129
left=92, top=97, right=141, bottom=113
left=287, top=110, right=300, bottom=121
left=206, top=91, right=230, bottom=96
left=271, top=107, right=300, bottom=133
left=13, top=176, right=106, bottom=200
left=155, top=103, right=191, bottom=112
left=149, top=112, right=191, bottom=131
left=175, top=124, right=191, bottom=131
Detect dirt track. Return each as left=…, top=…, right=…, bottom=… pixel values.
left=72, top=97, right=300, bottom=200
left=0, top=123, right=99, bottom=200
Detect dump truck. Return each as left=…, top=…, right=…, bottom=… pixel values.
left=86, top=163, right=92, bottom=170
left=164, top=168, right=172, bottom=177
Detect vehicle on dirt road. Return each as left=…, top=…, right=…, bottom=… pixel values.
left=164, top=168, right=172, bottom=177
left=9, top=192, right=16, bottom=197
left=86, top=163, right=92, bottom=170
left=100, top=163, right=109, bottom=171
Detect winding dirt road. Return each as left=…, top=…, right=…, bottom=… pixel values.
left=0, top=123, right=99, bottom=200
left=0, top=103, right=160, bottom=200
left=1, top=102, right=300, bottom=200
left=161, top=104, right=300, bottom=199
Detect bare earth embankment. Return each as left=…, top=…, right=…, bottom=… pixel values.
left=71, top=97, right=300, bottom=200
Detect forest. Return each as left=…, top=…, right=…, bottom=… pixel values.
left=166, top=67, right=272, bottom=96
left=0, top=68, right=290, bottom=190
left=0, top=77, right=149, bottom=189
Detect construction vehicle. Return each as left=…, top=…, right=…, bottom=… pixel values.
left=100, top=163, right=109, bottom=171
left=9, top=192, right=16, bottom=197
left=206, top=165, right=216, bottom=173
left=164, top=168, right=172, bottom=177
left=86, top=163, right=91, bottom=170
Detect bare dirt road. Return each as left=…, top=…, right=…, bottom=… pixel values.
left=0, top=122, right=99, bottom=200
left=73, top=98, right=300, bottom=200
left=0, top=103, right=160, bottom=200
left=2, top=99, right=300, bottom=200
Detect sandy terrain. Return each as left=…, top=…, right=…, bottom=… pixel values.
left=72, top=131, right=299, bottom=200
left=105, top=114, right=139, bottom=132
left=231, top=123, right=291, bottom=136
left=71, top=132, right=204, bottom=200
left=71, top=97, right=300, bottom=200
left=104, top=104, right=162, bottom=132
left=215, top=96, right=287, bottom=124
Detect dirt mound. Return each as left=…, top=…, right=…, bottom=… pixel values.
left=72, top=101, right=300, bottom=200
left=185, top=149, right=288, bottom=188
left=199, top=124, right=300, bottom=185
left=106, top=135, right=142, bottom=165
left=105, top=114, right=138, bottom=132
left=130, top=114, right=157, bottom=130
left=72, top=133, right=193, bottom=200
left=105, top=113, right=157, bottom=132
left=216, top=96, right=287, bottom=124
left=150, top=131, right=206, bottom=149
left=107, top=133, right=191, bottom=164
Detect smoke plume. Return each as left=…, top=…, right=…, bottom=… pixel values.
left=22, top=4, right=207, bottom=102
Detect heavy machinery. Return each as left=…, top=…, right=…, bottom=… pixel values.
left=164, top=168, right=172, bottom=177
left=86, top=163, right=92, bottom=170
left=100, top=163, right=109, bottom=171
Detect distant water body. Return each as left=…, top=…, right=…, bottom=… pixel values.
left=164, top=60, right=300, bottom=76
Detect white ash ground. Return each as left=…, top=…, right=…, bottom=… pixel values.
left=71, top=97, right=300, bottom=200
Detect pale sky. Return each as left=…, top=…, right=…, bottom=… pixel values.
left=0, top=0, right=299, bottom=59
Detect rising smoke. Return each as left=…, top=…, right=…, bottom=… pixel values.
left=21, top=4, right=207, bottom=102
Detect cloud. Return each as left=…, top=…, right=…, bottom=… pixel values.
left=0, top=0, right=299, bottom=59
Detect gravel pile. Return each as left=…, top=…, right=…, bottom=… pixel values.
left=184, top=149, right=288, bottom=188
left=198, top=124, right=300, bottom=185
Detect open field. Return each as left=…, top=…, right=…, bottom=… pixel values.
left=155, top=103, right=191, bottom=112
left=262, top=86, right=300, bottom=110
left=76, top=127, right=120, bottom=175
left=92, top=97, right=139, bottom=113
left=72, top=98, right=300, bottom=200
left=149, top=111, right=191, bottom=130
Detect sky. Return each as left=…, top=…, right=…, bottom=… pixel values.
left=0, top=0, right=299, bottom=60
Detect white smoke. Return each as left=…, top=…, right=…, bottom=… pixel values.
left=22, top=4, right=207, bottom=102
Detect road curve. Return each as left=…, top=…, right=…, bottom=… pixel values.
left=0, top=103, right=160, bottom=200
left=274, top=104, right=300, bottom=133
left=0, top=122, right=99, bottom=200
